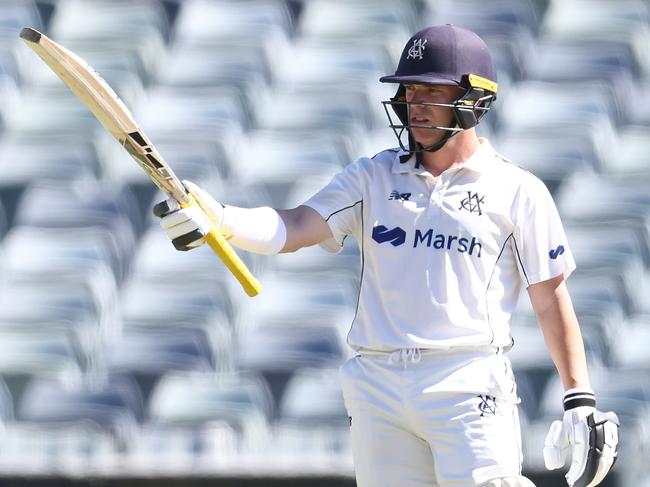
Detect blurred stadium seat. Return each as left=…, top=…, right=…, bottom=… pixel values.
left=49, top=0, right=170, bottom=42
left=237, top=319, right=347, bottom=411
left=103, top=326, right=223, bottom=404
left=49, top=0, right=168, bottom=82
left=0, top=422, right=122, bottom=472
left=430, top=0, right=543, bottom=32
left=273, top=367, right=351, bottom=463
left=172, top=0, right=293, bottom=53
left=0, top=328, right=86, bottom=413
left=0, top=376, right=14, bottom=422
left=276, top=38, right=395, bottom=88
left=233, top=129, right=349, bottom=208
left=129, top=227, right=248, bottom=296
left=606, top=125, right=650, bottom=175
left=278, top=367, right=347, bottom=426
left=0, top=136, right=102, bottom=185
left=16, top=375, right=144, bottom=462
left=542, top=0, right=650, bottom=80
left=610, top=315, right=650, bottom=369
left=148, top=371, right=274, bottom=454
left=298, top=0, right=417, bottom=39
left=0, top=1, right=42, bottom=42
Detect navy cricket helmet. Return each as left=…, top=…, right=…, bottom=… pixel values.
left=380, top=25, right=498, bottom=153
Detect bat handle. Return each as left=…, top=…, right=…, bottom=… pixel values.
left=182, top=191, right=261, bottom=297
left=204, top=229, right=262, bottom=297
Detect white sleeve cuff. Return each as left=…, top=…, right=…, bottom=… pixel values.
left=222, top=206, right=287, bottom=255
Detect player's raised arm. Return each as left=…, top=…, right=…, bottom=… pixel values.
left=276, top=206, right=333, bottom=253
left=153, top=181, right=333, bottom=255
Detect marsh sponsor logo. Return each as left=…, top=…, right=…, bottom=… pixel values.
left=372, top=225, right=407, bottom=246
left=413, top=228, right=483, bottom=258
left=372, top=224, right=483, bottom=258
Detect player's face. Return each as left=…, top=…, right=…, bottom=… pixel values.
left=404, top=83, right=463, bottom=147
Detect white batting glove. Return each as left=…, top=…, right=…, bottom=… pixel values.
left=153, top=180, right=228, bottom=251
left=543, top=388, right=619, bottom=487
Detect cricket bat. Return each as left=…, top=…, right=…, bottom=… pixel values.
left=19, top=27, right=261, bottom=297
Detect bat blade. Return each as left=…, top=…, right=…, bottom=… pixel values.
left=20, top=27, right=261, bottom=297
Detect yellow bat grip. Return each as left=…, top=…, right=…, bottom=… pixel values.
left=204, top=228, right=261, bottom=297
left=181, top=194, right=261, bottom=297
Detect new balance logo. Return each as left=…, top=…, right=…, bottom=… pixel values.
left=389, top=190, right=411, bottom=201
left=372, top=225, right=406, bottom=246
left=549, top=245, right=565, bottom=259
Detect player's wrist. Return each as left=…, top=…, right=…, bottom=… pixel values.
left=182, top=180, right=229, bottom=237
left=160, top=180, right=287, bottom=255
left=562, top=387, right=596, bottom=411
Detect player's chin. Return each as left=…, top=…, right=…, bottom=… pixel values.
left=411, top=128, right=447, bottom=148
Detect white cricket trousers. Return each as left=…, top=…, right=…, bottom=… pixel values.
left=339, top=348, right=528, bottom=487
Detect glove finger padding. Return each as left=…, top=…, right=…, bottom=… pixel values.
left=544, top=419, right=570, bottom=470
left=567, top=411, right=619, bottom=487
left=153, top=197, right=181, bottom=218
left=155, top=197, right=212, bottom=251
left=566, top=419, right=590, bottom=485
left=483, top=476, right=536, bottom=486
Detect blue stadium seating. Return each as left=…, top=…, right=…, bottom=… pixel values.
left=0, top=0, right=649, bottom=482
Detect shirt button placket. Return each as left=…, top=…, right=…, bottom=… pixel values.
left=423, top=175, right=442, bottom=227
left=432, top=177, right=443, bottom=205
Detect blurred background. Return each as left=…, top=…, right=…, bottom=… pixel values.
left=0, top=0, right=649, bottom=486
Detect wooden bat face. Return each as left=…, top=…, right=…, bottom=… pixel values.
left=20, top=27, right=261, bottom=296
left=122, top=130, right=192, bottom=205
left=19, top=27, right=189, bottom=204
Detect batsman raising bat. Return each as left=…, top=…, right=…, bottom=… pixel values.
left=24, top=24, right=619, bottom=487
left=154, top=25, right=619, bottom=486
left=19, top=27, right=261, bottom=297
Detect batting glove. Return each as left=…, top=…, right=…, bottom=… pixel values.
left=153, top=180, right=227, bottom=251
left=543, top=388, right=619, bottom=487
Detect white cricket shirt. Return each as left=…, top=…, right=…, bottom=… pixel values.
left=303, top=138, right=576, bottom=353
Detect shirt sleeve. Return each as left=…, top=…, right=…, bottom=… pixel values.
left=512, top=175, right=576, bottom=286
left=302, top=159, right=366, bottom=253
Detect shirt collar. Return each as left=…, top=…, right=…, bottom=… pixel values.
left=459, top=138, right=495, bottom=174
left=391, top=148, right=428, bottom=175
left=391, top=138, right=495, bottom=176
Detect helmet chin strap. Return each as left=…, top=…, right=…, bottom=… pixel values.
left=413, top=118, right=460, bottom=153
left=417, top=129, right=457, bottom=153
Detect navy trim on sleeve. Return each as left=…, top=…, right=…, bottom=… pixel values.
left=325, top=200, right=362, bottom=222
left=487, top=233, right=514, bottom=344
left=347, top=200, right=364, bottom=347
left=511, top=233, right=529, bottom=286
